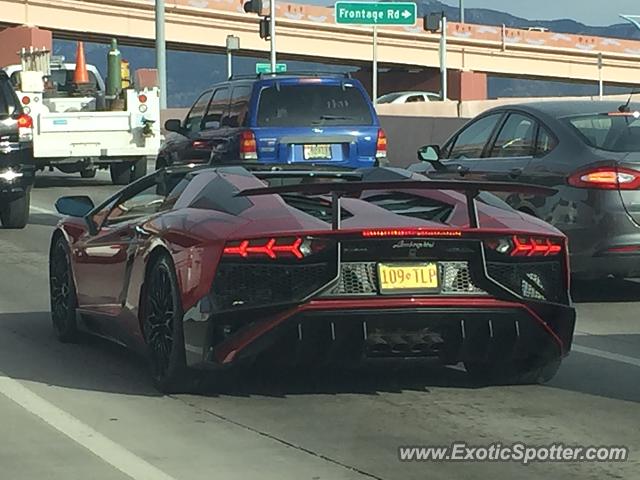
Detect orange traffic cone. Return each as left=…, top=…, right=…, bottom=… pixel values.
left=73, top=41, right=89, bottom=84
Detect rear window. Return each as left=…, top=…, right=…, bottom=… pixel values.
left=566, top=114, right=640, bottom=152
left=0, top=77, right=19, bottom=116
left=10, top=69, right=101, bottom=94
left=256, top=83, right=373, bottom=127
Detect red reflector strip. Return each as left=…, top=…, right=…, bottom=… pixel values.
left=362, top=229, right=462, bottom=238
left=605, top=245, right=640, bottom=254
left=607, top=111, right=640, bottom=117
left=223, top=238, right=303, bottom=259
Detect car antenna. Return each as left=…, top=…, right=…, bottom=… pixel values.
left=618, top=89, right=640, bottom=112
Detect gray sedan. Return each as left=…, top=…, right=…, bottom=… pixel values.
left=411, top=100, right=640, bottom=280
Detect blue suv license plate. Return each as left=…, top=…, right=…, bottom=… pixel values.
left=303, top=144, right=332, bottom=160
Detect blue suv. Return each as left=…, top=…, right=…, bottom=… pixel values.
left=159, top=73, right=386, bottom=169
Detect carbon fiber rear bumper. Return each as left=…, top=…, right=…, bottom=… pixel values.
left=183, top=297, right=575, bottom=369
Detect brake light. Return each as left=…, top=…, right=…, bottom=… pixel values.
left=223, top=237, right=305, bottom=259
left=240, top=130, right=258, bottom=160
left=567, top=166, right=640, bottom=190
left=192, top=140, right=210, bottom=150
left=21, top=96, right=30, bottom=105
left=223, top=236, right=331, bottom=259
left=485, top=235, right=563, bottom=257
left=376, top=128, right=387, bottom=159
left=17, top=113, right=33, bottom=129
left=362, top=228, right=462, bottom=238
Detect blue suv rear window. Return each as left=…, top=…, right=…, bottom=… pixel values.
left=256, top=84, right=373, bottom=127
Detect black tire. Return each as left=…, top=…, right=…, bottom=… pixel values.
left=80, top=168, right=97, bottom=179
left=464, top=357, right=562, bottom=386
left=49, top=236, right=79, bottom=343
left=109, top=162, right=132, bottom=185
left=142, top=254, right=192, bottom=393
left=131, top=157, right=148, bottom=181
left=0, top=191, right=30, bottom=229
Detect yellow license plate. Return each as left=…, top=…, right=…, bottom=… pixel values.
left=303, top=144, right=332, bottom=160
left=377, top=263, right=439, bottom=293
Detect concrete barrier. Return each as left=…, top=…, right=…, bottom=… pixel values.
left=376, top=101, right=459, bottom=118
left=380, top=115, right=466, bottom=167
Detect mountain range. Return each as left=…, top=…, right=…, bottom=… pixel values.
left=53, top=0, right=638, bottom=106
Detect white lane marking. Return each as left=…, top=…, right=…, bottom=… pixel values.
left=30, top=205, right=58, bottom=215
left=572, top=344, right=640, bottom=368
left=0, top=371, right=177, bottom=480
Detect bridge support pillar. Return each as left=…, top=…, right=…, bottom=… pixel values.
left=0, top=26, right=52, bottom=68
left=448, top=70, right=487, bottom=101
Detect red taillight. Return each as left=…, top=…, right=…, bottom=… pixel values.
left=21, top=96, right=30, bottom=105
left=362, top=228, right=462, bottom=238
left=240, top=130, right=257, bottom=160
left=223, top=237, right=304, bottom=259
left=376, top=128, right=387, bottom=159
left=192, top=140, right=210, bottom=150
left=567, top=166, right=640, bottom=190
left=138, top=94, right=147, bottom=103
left=17, top=113, right=33, bottom=129
left=485, top=235, right=562, bottom=257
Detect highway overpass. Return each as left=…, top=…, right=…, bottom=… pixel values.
left=2, top=0, right=640, bottom=98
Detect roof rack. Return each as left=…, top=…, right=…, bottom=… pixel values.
left=227, top=71, right=353, bottom=81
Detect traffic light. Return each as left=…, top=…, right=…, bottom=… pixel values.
left=259, top=17, right=271, bottom=40
left=243, top=0, right=263, bottom=14
left=423, top=12, right=443, bottom=32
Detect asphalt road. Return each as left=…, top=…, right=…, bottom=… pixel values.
left=0, top=167, right=639, bottom=480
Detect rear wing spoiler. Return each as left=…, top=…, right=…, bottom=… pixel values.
left=237, top=180, right=556, bottom=230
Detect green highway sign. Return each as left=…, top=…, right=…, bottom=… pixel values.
left=256, top=63, right=287, bottom=74
left=334, top=1, right=417, bottom=25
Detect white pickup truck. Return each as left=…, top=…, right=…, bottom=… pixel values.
left=3, top=62, right=161, bottom=185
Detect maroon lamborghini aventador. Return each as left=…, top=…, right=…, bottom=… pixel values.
left=49, top=165, right=576, bottom=392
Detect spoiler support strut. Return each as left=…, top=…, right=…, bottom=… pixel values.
left=331, top=191, right=342, bottom=230
left=465, top=188, right=480, bottom=229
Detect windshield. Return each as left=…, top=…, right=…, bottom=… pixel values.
left=256, top=83, right=373, bottom=127
left=565, top=114, right=640, bottom=152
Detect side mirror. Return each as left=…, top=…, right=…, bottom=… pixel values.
left=418, top=144, right=441, bottom=162
left=55, top=196, right=95, bottom=217
left=164, top=119, right=182, bottom=133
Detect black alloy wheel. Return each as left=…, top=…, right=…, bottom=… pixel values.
left=49, top=238, right=79, bottom=342
left=142, top=254, right=190, bottom=393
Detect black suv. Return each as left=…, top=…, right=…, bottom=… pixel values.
left=0, top=70, right=34, bottom=229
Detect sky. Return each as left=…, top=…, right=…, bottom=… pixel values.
left=442, top=0, right=640, bottom=26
